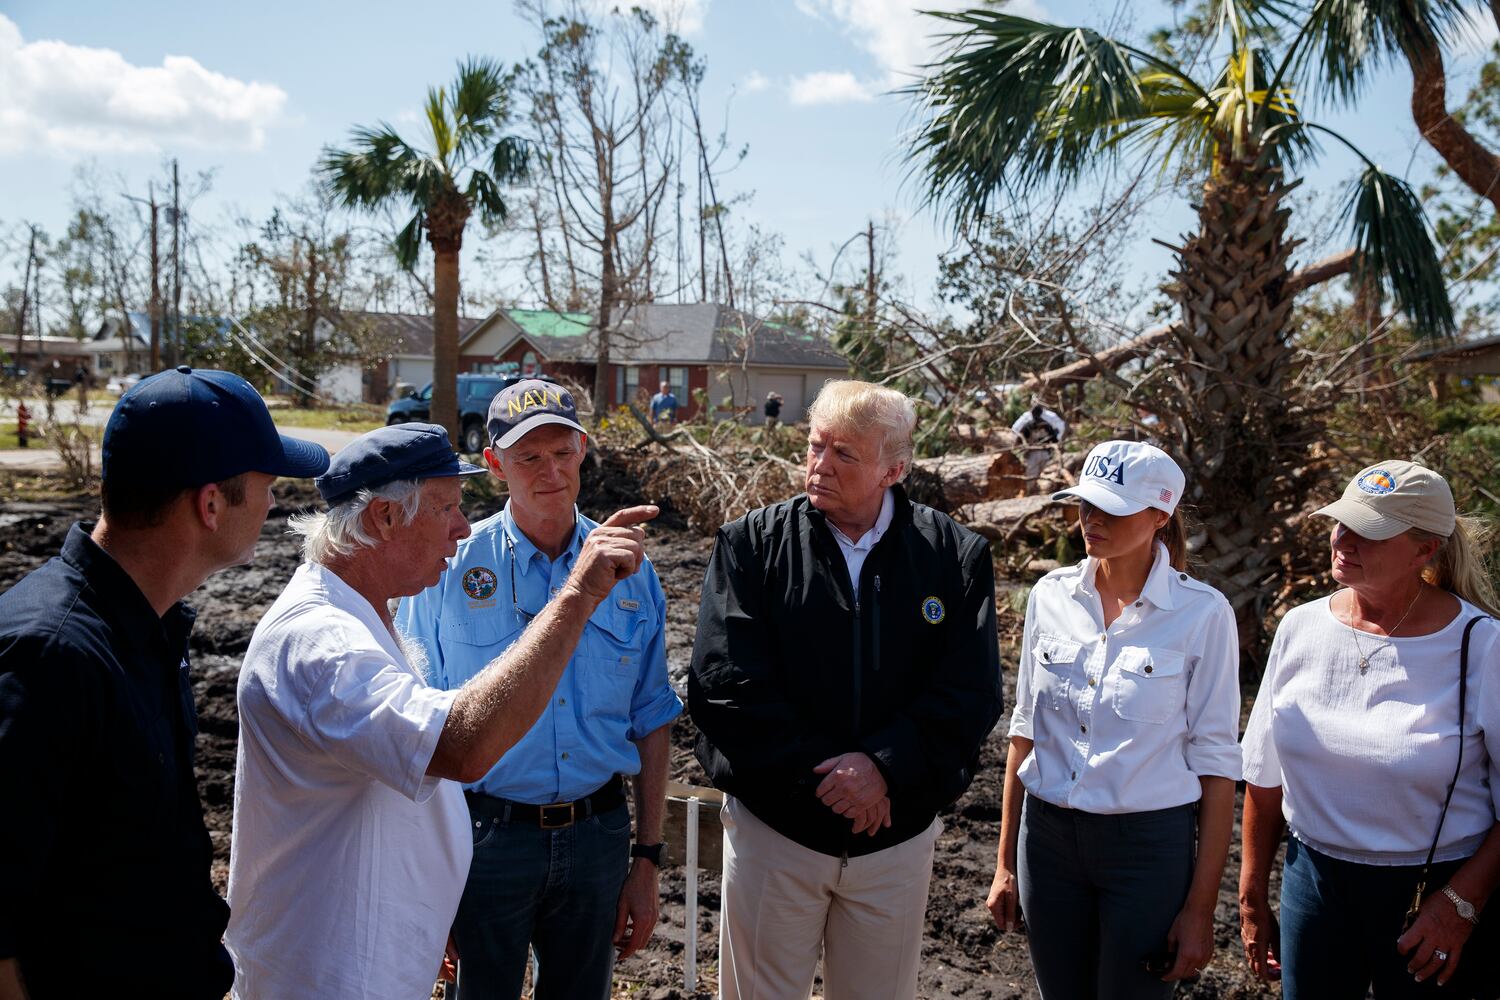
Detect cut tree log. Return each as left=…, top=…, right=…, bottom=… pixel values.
left=908, top=445, right=1026, bottom=510
left=959, top=494, right=1063, bottom=544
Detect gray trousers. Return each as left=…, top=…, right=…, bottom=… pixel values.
left=1017, top=794, right=1195, bottom=1000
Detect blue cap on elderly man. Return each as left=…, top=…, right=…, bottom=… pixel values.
left=315, top=422, right=486, bottom=506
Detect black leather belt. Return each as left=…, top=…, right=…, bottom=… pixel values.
left=465, top=776, right=626, bottom=829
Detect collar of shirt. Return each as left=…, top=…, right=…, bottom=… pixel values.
left=501, top=501, right=582, bottom=582
left=829, top=487, right=895, bottom=552
left=1067, top=541, right=1177, bottom=614
left=60, top=521, right=196, bottom=656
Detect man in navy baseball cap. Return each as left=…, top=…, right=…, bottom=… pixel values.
left=0, top=366, right=330, bottom=998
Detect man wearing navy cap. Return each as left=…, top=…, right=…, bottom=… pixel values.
left=226, top=419, right=661, bottom=1000
left=397, top=380, right=681, bottom=999
left=0, top=366, right=330, bottom=999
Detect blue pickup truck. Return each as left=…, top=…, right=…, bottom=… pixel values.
left=386, top=373, right=512, bottom=453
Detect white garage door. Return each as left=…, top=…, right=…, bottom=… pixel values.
left=753, top=372, right=808, bottom=424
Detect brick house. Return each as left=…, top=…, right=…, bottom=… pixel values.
left=458, top=303, right=849, bottom=422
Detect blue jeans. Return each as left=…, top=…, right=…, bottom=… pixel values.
left=1017, top=795, right=1195, bottom=1000
left=450, top=800, right=631, bottom=1000
left=1279, top=837, right=1491, bottom=1000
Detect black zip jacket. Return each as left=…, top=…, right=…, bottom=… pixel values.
left=689, top=486, right=1003, bottom=858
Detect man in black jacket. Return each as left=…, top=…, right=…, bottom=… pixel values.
left=689, top=379, right=1003, bottom=1000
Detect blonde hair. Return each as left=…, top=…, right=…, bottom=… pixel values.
left=806, top=380, right=917, bottom=478
left=1412, top=515, right=1500, bottom=617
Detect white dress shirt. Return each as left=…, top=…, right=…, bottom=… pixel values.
left=828, top=487, right=894, bottom=595
left=1242, top=596, right=1500, bottom=864
left=1009, top=544, right=1242, bottom=814
left=226, top=563, right=471, bottom=999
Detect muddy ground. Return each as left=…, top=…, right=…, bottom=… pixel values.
left=0, top=467, right=1280, bottom=999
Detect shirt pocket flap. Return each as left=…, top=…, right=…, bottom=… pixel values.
left=437, top=615, right=516, bottom=648
left=1117, top=646, right=1184, bottom=679
left=589, top=597, right=651, bottom=654
left=1033, top=634, right=1083, bottom=668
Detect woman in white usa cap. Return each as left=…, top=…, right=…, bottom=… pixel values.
left=985, top=440, right=1242, bottom=999
left=1239, top=462, right=1500, bottom=998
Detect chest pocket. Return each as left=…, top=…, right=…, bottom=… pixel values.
left=1111, top=646, right=1186, bottom=725
left=1032, top=633, right=1083, bottom=712
left=578, top=598, right=652, bottom=724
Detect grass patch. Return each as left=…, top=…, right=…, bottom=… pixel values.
left=267, top=404, right=385, bottom=433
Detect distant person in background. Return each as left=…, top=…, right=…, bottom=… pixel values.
left=1012, top=402, right=1067, bottom=491
left=649, top=381, right=678, bottom=424
left=0, top=366, right=330, bottom=999
left=763, top=390, right=784, bottom=429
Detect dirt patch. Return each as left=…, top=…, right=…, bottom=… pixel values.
left=0, top=472, right=1279, bottom=999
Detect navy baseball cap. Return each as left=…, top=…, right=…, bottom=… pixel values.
left=102, top=366, right=330, bottom=489
left=315, top=422, right=485, bottom=506
left=487, top=378, right=587, bottom=449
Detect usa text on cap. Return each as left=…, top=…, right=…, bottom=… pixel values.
left=1051, top=440, right=1185, bottom=517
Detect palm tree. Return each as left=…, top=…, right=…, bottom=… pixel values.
left=909, top=2, right=1455, bottom=639
left=322, top=57, right=528, bottom=446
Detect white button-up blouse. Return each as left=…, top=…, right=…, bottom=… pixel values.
left=1009, top=544, right=1243, bottom=814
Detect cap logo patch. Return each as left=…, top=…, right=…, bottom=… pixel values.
left=462, top=567, right=498, bottom=601
left=507, top=388, right=564, bottom=416
left=1082, top=454, right=1126, bottom=485
left=921, top=596, right=946, bottom=624
left=1357, top=468, right=1398, bottom=495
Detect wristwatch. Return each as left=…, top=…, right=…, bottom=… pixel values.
left=1441, top=885, right=1480, bottom=924
left=630, top=842, right=664, bottom=867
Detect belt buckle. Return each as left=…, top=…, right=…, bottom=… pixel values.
left=539, top=803, right=575, bottom=829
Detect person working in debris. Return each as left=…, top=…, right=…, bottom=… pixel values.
left=987, top=439, right=1241, bottom=999
left=649, top=380, right=678, bottom=424
left=690, top=379, right=1003, bottom=999
left=1012, top=401, right=1067, bottom=490
left=763, top=389, right=784, bottom=429
left=225, top=420, right=661, bottom=999
left=0, top=367, right=331, bottom=999
left=397, top=379, right=681, bottom=1000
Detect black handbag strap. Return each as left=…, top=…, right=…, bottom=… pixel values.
left=1417, top=615, right=1491, bottom=879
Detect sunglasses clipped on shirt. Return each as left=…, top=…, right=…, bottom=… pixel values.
left=505, top=511, right=579, bottom=627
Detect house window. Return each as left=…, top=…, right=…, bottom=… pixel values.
left=614, top=365, right=641, bottom=406
left=667, top=366, right=688, bottom=403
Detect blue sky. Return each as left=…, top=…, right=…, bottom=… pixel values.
left=2, top=0, right=1497, bottom=329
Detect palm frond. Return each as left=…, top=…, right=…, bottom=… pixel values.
left=1341, top=164, right=1455, bottom=338
left=489, top=135, right=531, bottom=185
left=425, top=86, right=455, bottom=167
left=393, top=212, right=426, bottom=271
left=909, top=10, right=1203, bottom=225
left=466, top=171, right=509, bottom=224
left=320, top=124, right=422, bottom=208
left=450, top=56, right=510, bottom=159
left=1298, top=0, right=1473, bottom=104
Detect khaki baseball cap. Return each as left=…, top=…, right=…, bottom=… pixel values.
left=1313, top=461, right=1455, bottom=540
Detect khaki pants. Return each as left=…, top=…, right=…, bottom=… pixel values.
left=717, top=796, right=939, bottom=1000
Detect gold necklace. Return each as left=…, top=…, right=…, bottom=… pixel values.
left=1341, top=586, right=1423, bottom=675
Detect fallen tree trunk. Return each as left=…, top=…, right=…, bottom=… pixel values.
left=908, top=445, right=1026, bottom=510
left=960, top=494, right=1061, bottom=544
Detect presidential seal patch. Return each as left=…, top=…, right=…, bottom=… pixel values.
left=921, top=596, right=945, bottom=625
left=462, top=566, right=498, bottom=601
left=1357, top=468, right=1398, bottom=495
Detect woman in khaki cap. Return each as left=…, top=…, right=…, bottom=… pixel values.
left=1239, top=461, right=1500, bottom=999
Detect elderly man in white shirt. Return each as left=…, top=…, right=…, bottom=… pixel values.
left=986, top=439, right=1241, bottom=1000
left=224, top=422, right=658, bottom=1000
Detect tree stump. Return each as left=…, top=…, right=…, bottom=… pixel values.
left=907, top=441, right=1025, bottom=511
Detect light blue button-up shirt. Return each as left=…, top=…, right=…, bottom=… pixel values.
left=395, top=502, right=682, bottom=804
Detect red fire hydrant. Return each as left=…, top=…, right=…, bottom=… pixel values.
left=16, top=402, right=30, bottom=448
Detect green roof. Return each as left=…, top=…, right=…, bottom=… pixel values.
left=509, top=309, right=592, bottom=340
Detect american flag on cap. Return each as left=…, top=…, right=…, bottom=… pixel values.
left=1159, top=488, right=1173, bottom=504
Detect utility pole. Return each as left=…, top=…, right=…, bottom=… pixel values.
left=15, top=224, right=37, bottom=363
left=170, top=159, right=182, bottom=368
left=122, top=187, right=162, bottom=371
left=865, top=219, right=877, bottom=326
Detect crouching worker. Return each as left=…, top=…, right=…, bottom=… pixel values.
left=690, top=379, right=1004, bottom=1000
left=223, top=421, right=659, bottom=1000
left=397, top=379, right=682, bottom=999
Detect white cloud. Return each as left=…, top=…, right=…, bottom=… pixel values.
left=740, top=70, right=770, bottom=94
left=586, top=0, right=710, bottom=35
left=788, top=70, right=879, bottom=106
left=0, top=15, right=288, bottom=156
left=794, top=0, right=1048, bottom=86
